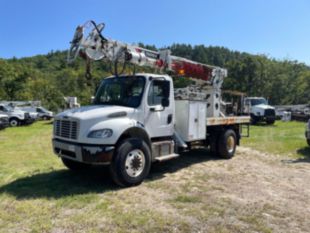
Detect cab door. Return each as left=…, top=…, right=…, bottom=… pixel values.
left=144, top=79, right=174, bottom=138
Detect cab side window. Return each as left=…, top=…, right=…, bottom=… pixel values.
left=147, top=80, right=170, bottom=106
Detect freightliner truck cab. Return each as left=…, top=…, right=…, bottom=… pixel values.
left=53, top=74, right=176, bottom=186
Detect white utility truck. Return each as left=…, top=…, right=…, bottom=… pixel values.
left=0, top=104, right=34, bottom=127
left=243, top=97, right=276, bottom=124
left=4, top=101, right=53, bottom=121
left=52, top=21, right=250, bottom=186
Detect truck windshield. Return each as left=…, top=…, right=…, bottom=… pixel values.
left=93, top=76, right=145, bottom=108
left=250, top=98, right=267, bottom=106
left=4, top=106, right=13, bottom=112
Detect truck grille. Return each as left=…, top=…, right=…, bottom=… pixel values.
left=54, top=119, right=79, bottom=140
left=265, top=109, right=275, bottom=117
left=0, top=117, right=9, bottom=123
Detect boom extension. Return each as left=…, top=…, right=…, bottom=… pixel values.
left=68, top=20, right=227, bottom=88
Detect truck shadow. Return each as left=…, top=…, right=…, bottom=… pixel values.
left=252, top=122, right=277, bottom=127
left=0, top=149, right=218, bottom=199
left=281, top=147, right=310, bottom=163
left=149, top=149, right=219, bottom=180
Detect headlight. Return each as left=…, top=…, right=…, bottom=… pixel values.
left=88, top=129, right=113, bottom=138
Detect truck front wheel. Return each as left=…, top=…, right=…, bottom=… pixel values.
left=110, top=138, right=151, bottom=187
left=9, top=118, right=20, bottom=127
left=218, top=129, right=237, bottom=159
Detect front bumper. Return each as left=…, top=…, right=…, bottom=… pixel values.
left=22, top=118, right=35, bottom=125
left=265, top=115, right=276, bottom=121
left=0, top=121, right=9, bottom=129
left=52, top=138, right=114, bottom=164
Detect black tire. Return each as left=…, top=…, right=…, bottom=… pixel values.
left=307, top=139, right=310, bottom=146
left=9, top=118, right=20, bottom=127
left=266, top=119, right=275, bottom=125
left=110, top=138, right=151, bottom=187
left=209, top=134, right=219, bottom=156
left=218, top=129, right=237, bottom=159
left=61, top=157, right=90, bottom=171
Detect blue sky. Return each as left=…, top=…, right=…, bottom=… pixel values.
left=1, top=0, right=310, bottom=64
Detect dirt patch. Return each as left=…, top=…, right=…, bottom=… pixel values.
left=138, top=146, right=310, bottom=232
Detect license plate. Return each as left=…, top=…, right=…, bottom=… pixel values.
left=68, top=145, right=75, bottom=152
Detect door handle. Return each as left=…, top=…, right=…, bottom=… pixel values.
left=167, top=114, right=173, bottom=124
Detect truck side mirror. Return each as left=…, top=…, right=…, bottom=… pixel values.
left=162, top=98, right=169, bottom=107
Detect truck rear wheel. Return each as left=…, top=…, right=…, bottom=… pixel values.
left=9, top=118, right=20, bottom=127
left=218, top=129, right=237, bottom=159
left=61, top=157, right=90, bottom=171
left=110, top=138, right=151, bottom=187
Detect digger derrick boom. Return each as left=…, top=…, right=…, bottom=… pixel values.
left=68, top=20, right=227, bottom=86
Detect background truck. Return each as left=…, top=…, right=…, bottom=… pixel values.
left=3, top=101, right=53, bottom=121
left=0, top=104, right=34, bottom=127
left=22, top=106, right=53, bottom=120
left=52, top=21, right=250, bottom=187
left=243, top=97, right=276, bottom=124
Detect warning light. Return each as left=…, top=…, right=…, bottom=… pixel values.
left=171, top=60, right=212, bottom=81
left=178, top=69, right=185, bottom=75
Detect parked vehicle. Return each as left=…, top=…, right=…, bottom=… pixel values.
left=15, top=107, right=39, bottom=121
left=52, top=21, right=250, bottom=187
left=22, top=106, right=53, bottom=120
left=0, top=114, right=9, bottom=130
left=306, top=119, right=310, bottom=146
left=0, top=104, right=34, bottom=127
left=243, top=97, right=276, bottom=124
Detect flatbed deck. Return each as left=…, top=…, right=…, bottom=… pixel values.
left=206, top=116, right=250, bottom=126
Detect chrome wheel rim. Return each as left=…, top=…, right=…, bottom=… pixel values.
left=10, top=120, right=18, bottom=127
left=125, top=149, right=145, bottom=178
left=227, top=135, right=235, bottom=153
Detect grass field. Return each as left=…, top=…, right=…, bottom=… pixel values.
left=0, top=120, right=309, bottom=232
left=243, top=121, right=310, bottom=159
